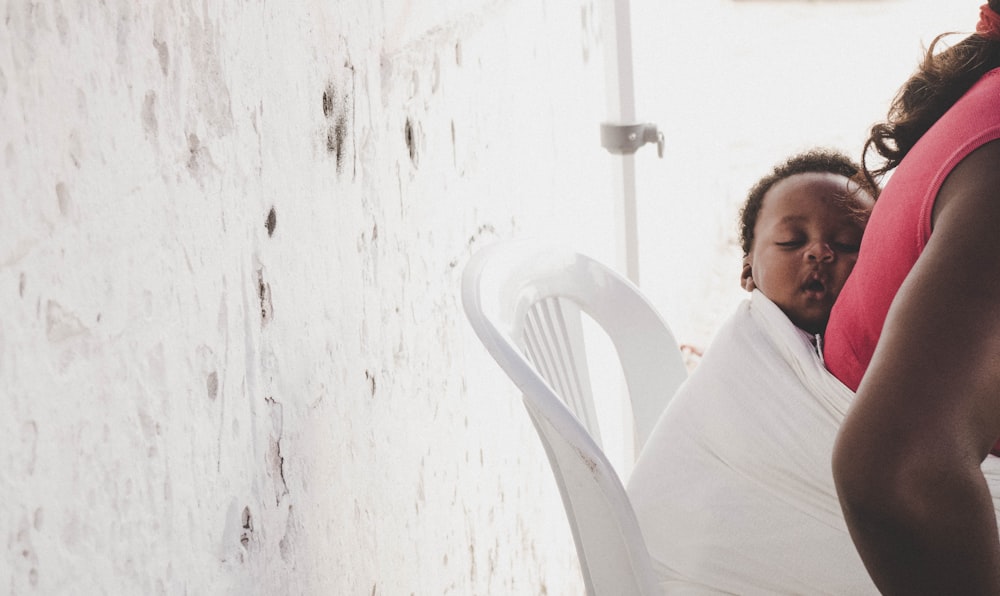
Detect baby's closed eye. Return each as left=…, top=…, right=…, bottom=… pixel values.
left=776, top=239, right=805, bottom=247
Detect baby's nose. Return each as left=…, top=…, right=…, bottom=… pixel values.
left=807, top=242, right=834, bottom=262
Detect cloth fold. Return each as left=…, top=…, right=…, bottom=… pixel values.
left=627, top=291, right=874, bottom=594
left=630, top=291, right=1000, bottom=593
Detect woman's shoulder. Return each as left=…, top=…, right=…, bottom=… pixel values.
left=960, top=66, right=1000, bottom=110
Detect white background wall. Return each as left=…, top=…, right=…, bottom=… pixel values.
left=1, top=1, right=616, bottom=593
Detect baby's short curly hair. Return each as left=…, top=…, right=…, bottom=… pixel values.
left=738, top=148, right=880, bottom=256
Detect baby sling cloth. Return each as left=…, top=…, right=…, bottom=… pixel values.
left=627, top=290, right=1000, bottom=594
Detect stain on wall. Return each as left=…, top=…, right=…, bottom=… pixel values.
left=241, top=506, right=254, bottom=549
left=257, top=268, right=273, bottom=326
left=206, top=370, right=219, bottom=399
left=322, top=60, right=355, bottom=176
left=265, top=207, right=277, bottom=237
left=323, top=82, right=348, bottom=170
left=404, top=117, right=419, bottom=167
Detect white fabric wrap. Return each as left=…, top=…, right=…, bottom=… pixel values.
left=628, top=290, right=1000, bottom=594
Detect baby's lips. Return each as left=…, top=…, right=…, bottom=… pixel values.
left=804, top=277, right=826, bottom=293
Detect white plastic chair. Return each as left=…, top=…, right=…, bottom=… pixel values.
left=461, top=239, right=688, bottom=596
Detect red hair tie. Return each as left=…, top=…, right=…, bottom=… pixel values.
left=977, top=4, right=1000, bottom=41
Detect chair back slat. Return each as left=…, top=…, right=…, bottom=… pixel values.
left=461, top=240, right=689, bottom=596
left=523, top=297, right=600, bottom=444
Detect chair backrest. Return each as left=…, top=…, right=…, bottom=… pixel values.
left=461, top=239, right=688, bottom=596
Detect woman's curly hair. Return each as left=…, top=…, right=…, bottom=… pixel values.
left=862, top=0, right=1000, bottom=187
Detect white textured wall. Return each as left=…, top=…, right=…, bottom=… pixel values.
left=1, top=1, right=616, bottom=593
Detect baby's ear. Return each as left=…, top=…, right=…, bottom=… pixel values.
left=740, top=257, right=755, bottom=292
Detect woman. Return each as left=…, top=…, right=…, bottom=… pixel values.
left=827, top=3, right=1000, bottom=592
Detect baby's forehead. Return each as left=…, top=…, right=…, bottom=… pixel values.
left=763, top=173, right=873, bottom=222
left=765, top=172, right=858, bottom=206
left=771, top=171, right=852, bottom=192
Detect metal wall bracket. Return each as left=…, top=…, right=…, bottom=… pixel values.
left=600, top=122, right=664, bottom=158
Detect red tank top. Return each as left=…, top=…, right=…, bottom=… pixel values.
left=825, top=68, right=1000, bottom=388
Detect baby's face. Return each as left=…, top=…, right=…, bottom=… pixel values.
left=743, top=172, right=875, bottom=334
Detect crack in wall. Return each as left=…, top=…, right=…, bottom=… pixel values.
left=265, top=397, right=289, bottom=505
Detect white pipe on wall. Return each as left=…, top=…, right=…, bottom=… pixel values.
left=601, top=0, right=641, bottom=285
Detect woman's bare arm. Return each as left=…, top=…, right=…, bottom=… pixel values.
left=832, top=139, right=1000, bottom=594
